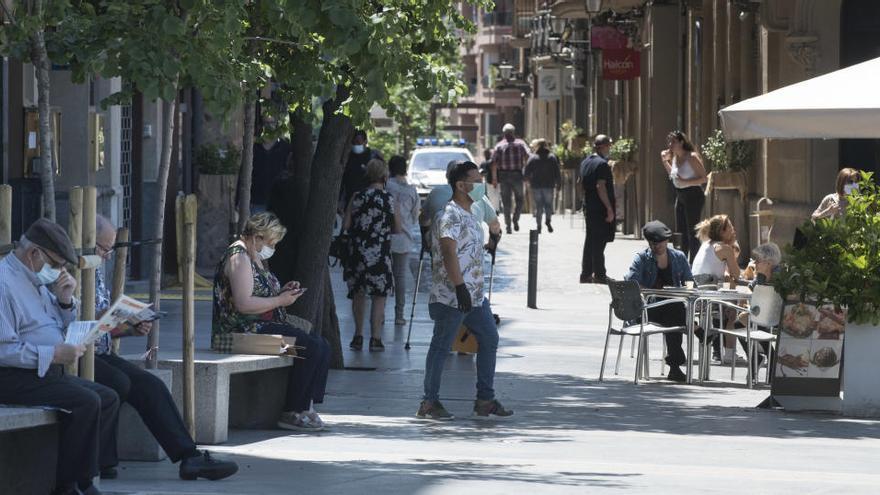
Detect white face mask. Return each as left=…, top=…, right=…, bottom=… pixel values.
left=32, top=251, right=62, bottom=285
left=352, top=144, right=365, bottom=154
left=843, top=183, right=858, bottom=195
left=258, top=245, right=275, bottom=260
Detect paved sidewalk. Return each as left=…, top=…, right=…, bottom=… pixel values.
left=105, top=212, right=880, bottom=494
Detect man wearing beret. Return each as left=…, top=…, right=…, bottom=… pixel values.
left=624, top=220, right=694, bottom=382
left=0, top=218, right=118, bottom=495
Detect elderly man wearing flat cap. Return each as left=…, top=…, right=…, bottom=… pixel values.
left=0, top=218, right=119, bottom=495
left=623, top=220, right=694, bottom=382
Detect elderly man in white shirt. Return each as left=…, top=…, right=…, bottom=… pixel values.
left=0, top=218, right=118, bottom=495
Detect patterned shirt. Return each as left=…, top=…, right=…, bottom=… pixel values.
left=94, top=265, right=113, bottom=355
left=386, top=177, right=419, bottom=254
left=429, top=201, right=485, bottom=308
left=492, top=138, right=530, bottom=172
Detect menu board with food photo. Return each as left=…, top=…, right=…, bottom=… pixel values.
left=773, top=302, right=846, bottom=397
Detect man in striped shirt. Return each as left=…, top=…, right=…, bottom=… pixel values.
left=490, top=123, right=531, bottom=234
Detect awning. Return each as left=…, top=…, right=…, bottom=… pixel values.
left=719, top=56, right=880, bottom=140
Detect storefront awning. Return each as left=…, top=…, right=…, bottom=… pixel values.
left=719, top=56, right=880, bottom=140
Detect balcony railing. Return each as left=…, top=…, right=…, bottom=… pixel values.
left=482, top=11, right=514, bottom=27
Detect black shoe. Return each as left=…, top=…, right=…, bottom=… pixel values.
left=349, top=335, right=363, bottom=351
left=579, top=273, right=593, bottom=284
left=179, top=450, right=239, bottom=481
left=99, top=466, right=118, bottom=479
left=546, top=222, right=553, bottom=233
left=536, top=227, right=541, bottom=234
left=593, top=275, right=609, bottom=284
left=52, top=484, right=79, bottom=495
left=506, top=225, right=512, bottom=235
left=369, top=338, right=385, bottom=352
left=667, top=366, right=687, bottom=382
left=513, top=220, right=519, bottom=232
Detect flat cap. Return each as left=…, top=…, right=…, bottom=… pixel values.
left=25, top=218, right=77, bottom=265
left=642, top=220, right=672, bottom=243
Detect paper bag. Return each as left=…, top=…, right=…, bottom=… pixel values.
left=232, top=333, right=298, bottom=356
left=451, top=324, right=479, bottom=354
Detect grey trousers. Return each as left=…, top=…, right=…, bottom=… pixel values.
left=392, top=252, right=411, bottom=318
left=498, top=170, right=524, bottom=226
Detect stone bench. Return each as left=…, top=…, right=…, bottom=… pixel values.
left=126, top=351, right=295, bottom=444
left=0, top=407, right=59, bottom=494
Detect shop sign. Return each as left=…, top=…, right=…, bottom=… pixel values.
left=536, top=67, right=561, bottom=100
left=602, top=49, right=640, bottom=80
left=772, top=302, right=846, bottom=398
left=591, top=26, right=629, bottom=50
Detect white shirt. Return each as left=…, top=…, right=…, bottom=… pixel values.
left=386, top=177, right=420, bottom=254
left=671, top=155, right=696, bottom=189
left=430, top=201, right=485, bottom=308
left=691, top=241, right=727, bottom=280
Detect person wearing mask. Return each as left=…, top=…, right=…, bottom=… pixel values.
left=92, top=216, right=238, bottom=482
left=386, top=156, right=420, bottom=326
left=812, top=167, right=861, bottom=220
left=524, top=138, right=562, bottom=233
left=0, top=218, right=119, bottom=495
left=490, top=123, right=530, bottom=234
left=213, top=212, right=332, bottom=432
left=624, top=221, right=693, bottom=382
left=579, top=134, right=616, bottom=284
left=417, top=161, right=510, bottom=421
left=661, top=131, right=708, bottom=262
left=343, top=159, right=402, bottom=352
left=340, top=130, right=383, bottom=209
left=250, top=115, right=292, bottom=213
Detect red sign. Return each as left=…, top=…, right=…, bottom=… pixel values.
left=591, top=26, right=629, bottom=50
left=602, top=49, right=640, bottom=80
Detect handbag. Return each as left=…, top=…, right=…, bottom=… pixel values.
left=329, top=232, right=352, bottom=267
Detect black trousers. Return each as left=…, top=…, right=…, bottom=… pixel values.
left=675, top=186, right=705, bottom=262
left=582, top=213, right=611, bottom=279
left=258, top=324, right=331, bottom=412
left=94, top=353, right=197, bottom=463
left=498, top=170, right=524, bottom=225
left=647, top=302, right=687, bottom=368
left=0, top=366, right=119, bottom=487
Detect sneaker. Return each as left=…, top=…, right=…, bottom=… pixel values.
left=349, top=335, right=363, bottom=351
left=416, top=400, right=455, bottom=421
left=721, top=353, right=749, bottom=366
left=179, top=450, right=239, bottom=481
left=369, top=338, right=385, bottom=352
left=472, top=399, right=514, bottom=419
left=395, top=317, right=407, bottom=326
left=546, top=222, right=554, bottom=233
left=304, top=410, right=325, bottom=429
left=667, top=366, right=687, bottom=382
left=277, top=411, right=325, bottom=432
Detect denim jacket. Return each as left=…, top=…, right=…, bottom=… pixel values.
left=624, top=247, right=693, bottom=288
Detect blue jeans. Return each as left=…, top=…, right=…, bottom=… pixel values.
left=531, top=187, right=555, bottom=225
left=423, top=299, right=498, bottom=402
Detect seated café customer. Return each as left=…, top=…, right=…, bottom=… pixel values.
left=92, top=216, right=238, bottom=481
left=0, top=219, right=118, bottom=495
left=624, top=221, right=693, bottom=383
left=212, top=212, right=331, bottom=432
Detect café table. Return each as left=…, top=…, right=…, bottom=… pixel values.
left=641, top=286, right=753, bottom=384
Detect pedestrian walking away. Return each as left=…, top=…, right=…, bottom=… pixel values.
left=490, top=123, right=530, bottom=234
left=386, top=155, right=420, bottom=326
left=661, top=130, right=707, bottom=262
left=579, top=134, right=616, bottom=284
left=417, top=160, right=511, bottom=422
left=524, top=138, right=562, bottom=233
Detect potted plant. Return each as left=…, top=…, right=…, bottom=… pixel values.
left=700, top=129, right=753, bottom=200
left=555, top=120, right=587, bottom=170
left=195, top=143, right=241, bottom=270
left=773, top=172, right=880, bottom=416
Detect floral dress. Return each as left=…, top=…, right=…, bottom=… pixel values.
left=212, top=243, right=286, bottom=353
left=344, top=187, right=394, bottom=299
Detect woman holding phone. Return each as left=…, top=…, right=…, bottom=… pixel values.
left=212, top=212, right=331, bottom=432
left=661, top=130, right=708, bottom=262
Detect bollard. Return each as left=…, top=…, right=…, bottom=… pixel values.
left=181, top=194, right=198, bottom=438
left=110, top=227, right=129, bottom=355
left=0, top=185, right=11, bottom=247
left=80, top=186, right=97, bottom=381
left=527, top=229, right=538, bottom=309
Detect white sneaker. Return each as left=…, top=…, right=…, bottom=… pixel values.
left=278, top=411, right=324, bottom=432
left=721, top=354, right=749, bottom=366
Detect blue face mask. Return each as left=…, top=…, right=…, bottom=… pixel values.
left=468, top=182, right=486, bottom=203
left=352, top=144, right=365, bottom=154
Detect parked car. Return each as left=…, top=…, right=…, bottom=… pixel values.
left=409, top=146, right=475, bottom=198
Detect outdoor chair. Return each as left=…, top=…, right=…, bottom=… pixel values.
left=599, top=280, right=688, bottom=384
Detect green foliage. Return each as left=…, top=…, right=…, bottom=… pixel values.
left=701, top=129, right=753, bottom=172
left=554, top=120, right=587, bottom=168
left=773, top=172, right=880, bottom=325
left=609, top=137, right=637, bottom=162
left=194, top=143, right=241, bottom=175
left=369, top=130, right=399, bottom=160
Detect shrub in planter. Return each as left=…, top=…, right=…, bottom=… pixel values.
left=701, top=129, right=753, bottom=172
left=609, top=137, right=637, bottom=162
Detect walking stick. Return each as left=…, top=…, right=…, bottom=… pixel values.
left=489, top=246, right=501, bottom=325
left=405, top=247, right=427, bottom=350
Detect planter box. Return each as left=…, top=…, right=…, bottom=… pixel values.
left=843, top=321, right=880, bottom=417
left=197, top=174, right=237, bottom=270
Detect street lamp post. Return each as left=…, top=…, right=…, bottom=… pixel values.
left=584, top=0, right=602, bottom=136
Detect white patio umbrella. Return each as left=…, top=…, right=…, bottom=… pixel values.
left=719, top=56, right=880, bottom=140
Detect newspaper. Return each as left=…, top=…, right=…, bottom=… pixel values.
left=64, top=295, right=155, bottom=346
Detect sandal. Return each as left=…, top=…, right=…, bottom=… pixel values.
left=349, top=335, right=363, bottom=350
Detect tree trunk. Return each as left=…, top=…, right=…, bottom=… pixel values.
left=237, top=97, right=256, bottom=233
left=146, top=94, right=178, bottom=369
left=289, top=111, right=313, bottom=215
left=321, top=264, right=343, bottom=369
left=29, top=25, right=56, bottom=221
left=288, top=88, right=353, bottom=368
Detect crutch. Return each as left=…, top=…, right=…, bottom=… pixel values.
left=404, top=247, right=427, bottom=350
left=488, top=244, right=501, bottom=325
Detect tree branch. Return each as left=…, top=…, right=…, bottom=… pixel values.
left=244, top=36, right=303, bottom=48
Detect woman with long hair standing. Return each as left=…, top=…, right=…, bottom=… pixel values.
left=661, top=131, right=708, bottom=262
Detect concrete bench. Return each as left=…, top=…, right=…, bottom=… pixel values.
left=0, top=407, right=59, bottom=494
left=127, top=351, right=295, bottom=444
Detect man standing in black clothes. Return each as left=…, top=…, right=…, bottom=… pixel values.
left=251, top=116, right=292, bottom=213
left=340, top=129, right=382, bottom=209
left=579, top=134, right=616, bottom=284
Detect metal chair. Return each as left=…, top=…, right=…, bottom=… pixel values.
left=600, top=280, right=688, bottom=384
